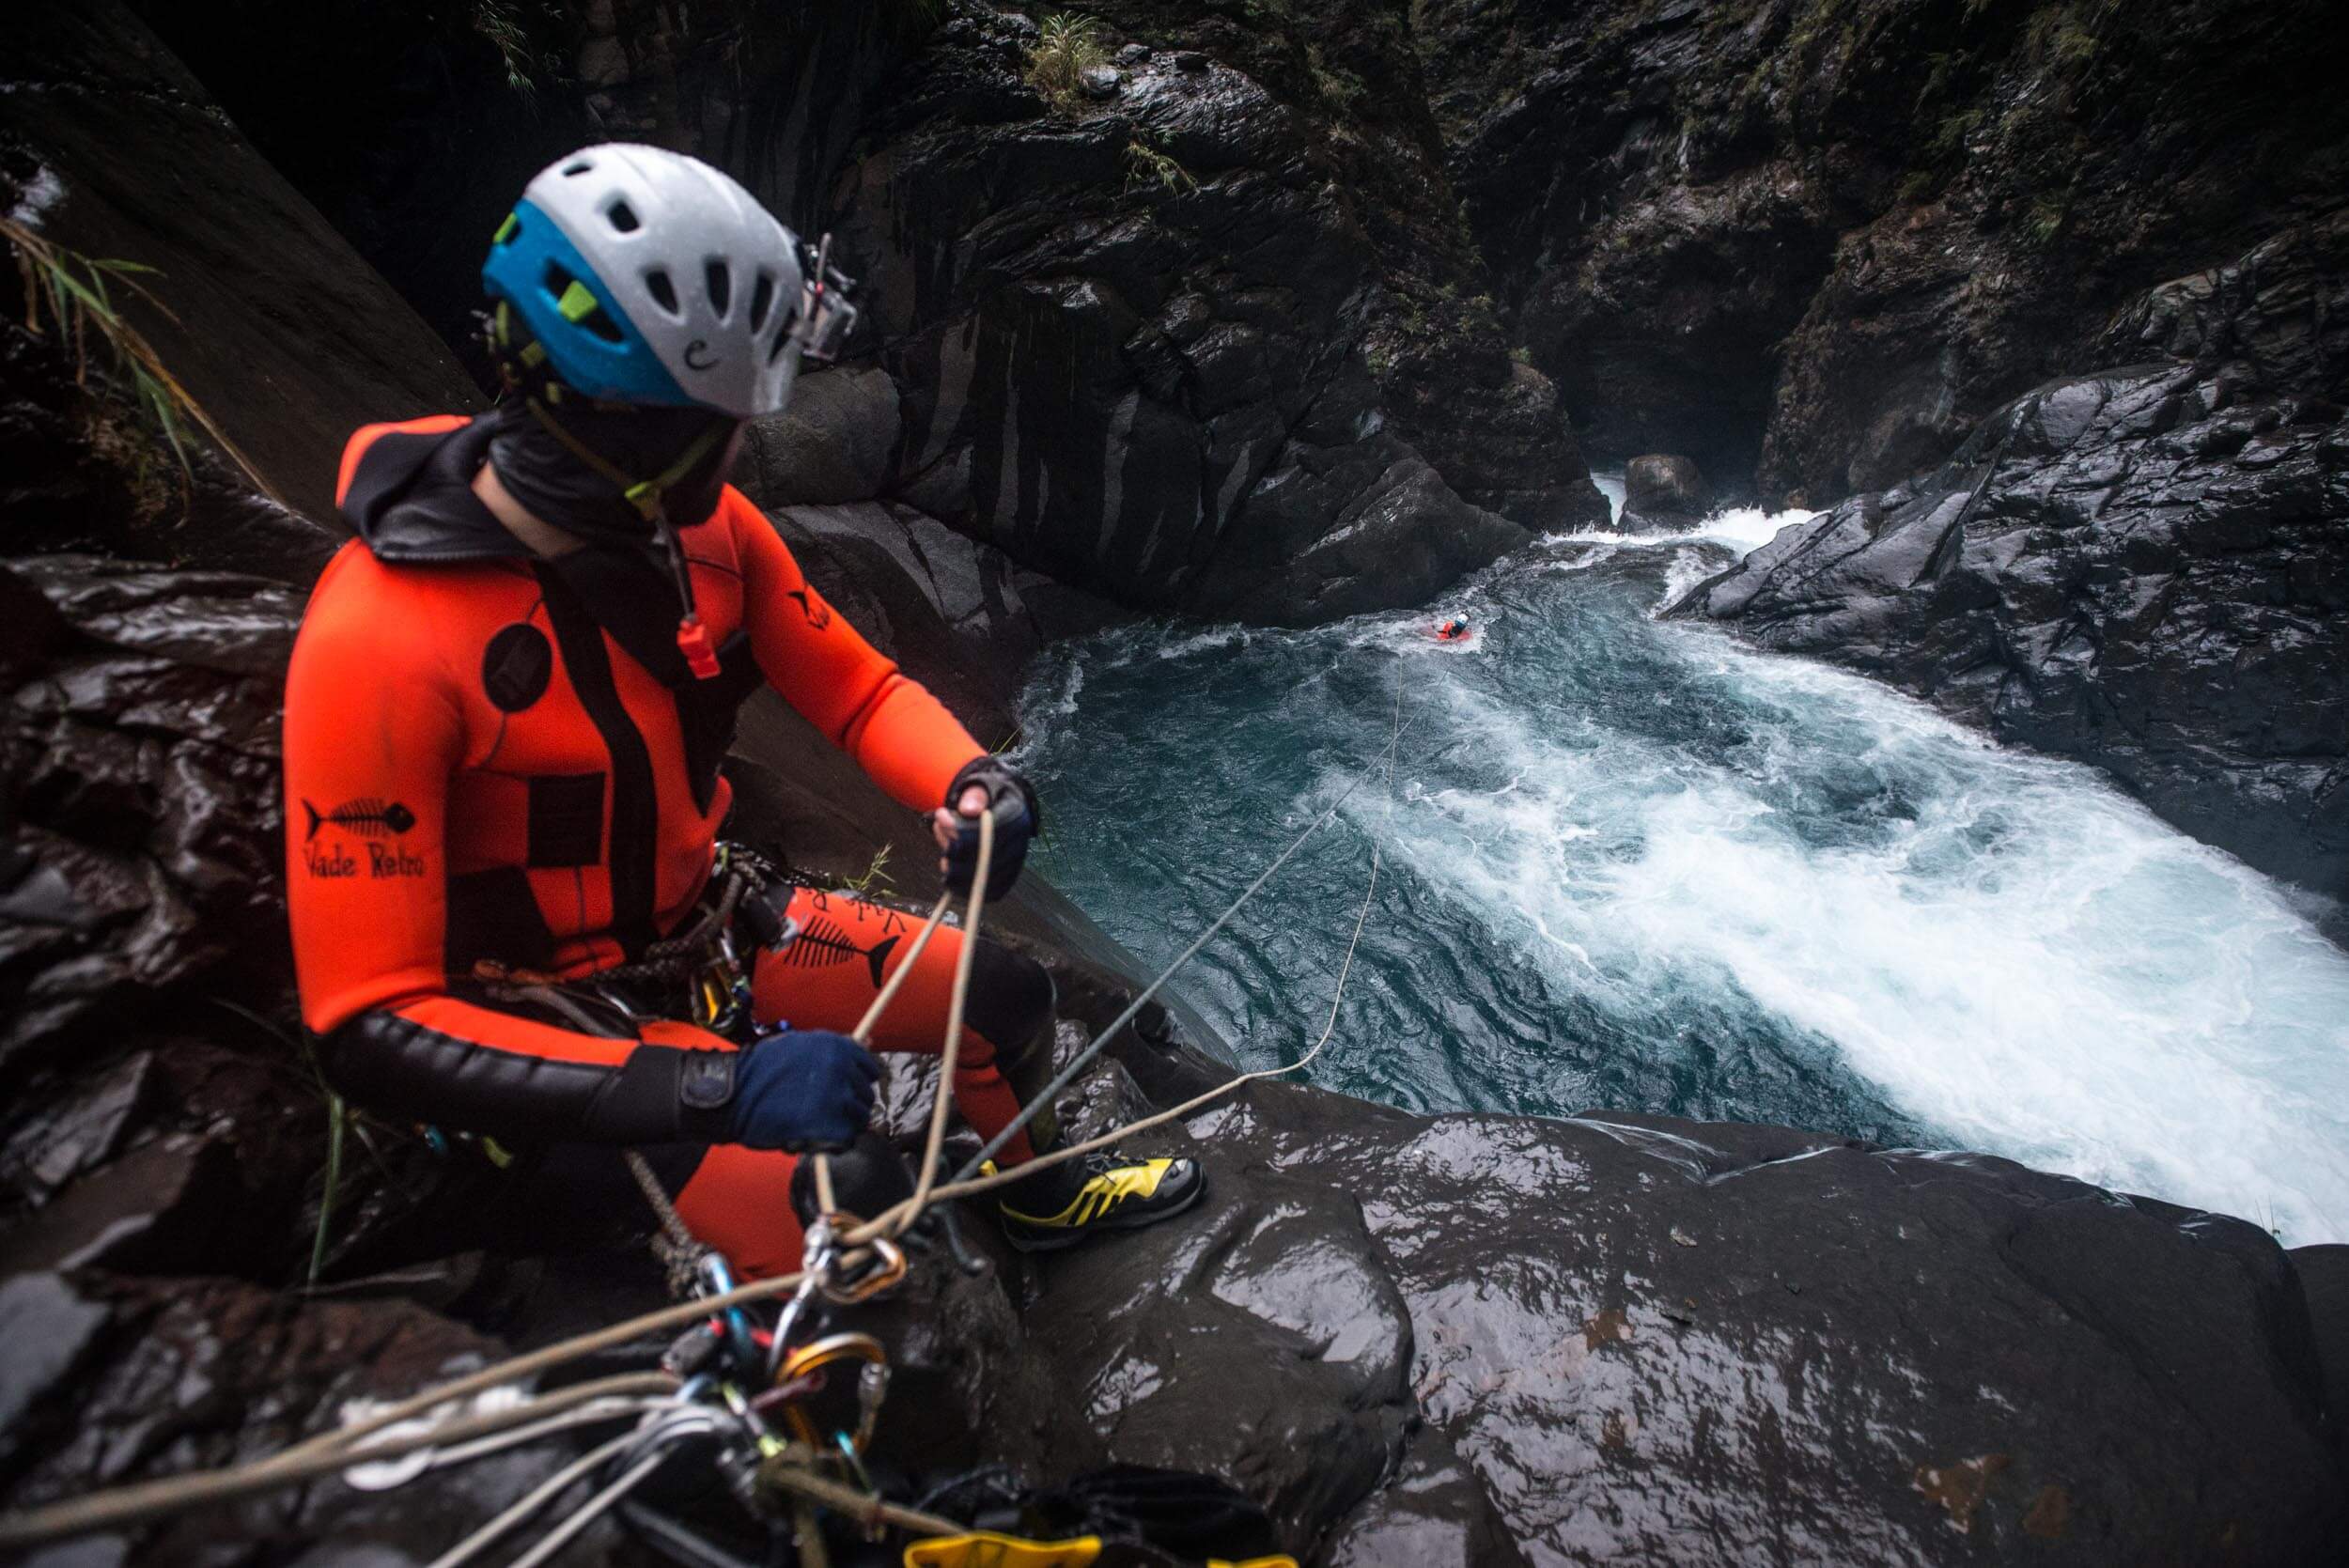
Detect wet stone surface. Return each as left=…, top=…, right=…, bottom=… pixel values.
left=1216, top=1088, right=2337, bottom=1563
left=0, top=559, right=301, bottom=1072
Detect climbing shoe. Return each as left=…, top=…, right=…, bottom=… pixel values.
left=992, top=1150, right=1206, bottom=1252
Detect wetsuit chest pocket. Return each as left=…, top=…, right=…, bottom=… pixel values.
left=676, top=629, right=764, bottom=815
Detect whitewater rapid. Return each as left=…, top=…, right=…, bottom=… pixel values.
left=1016, top=492, right=2349, bottom=1245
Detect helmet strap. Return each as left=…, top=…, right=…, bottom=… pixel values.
left=515, top=389, right=735, bottom=682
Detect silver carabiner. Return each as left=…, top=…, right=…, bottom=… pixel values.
left=765, top=1222, right=838, bottom=1380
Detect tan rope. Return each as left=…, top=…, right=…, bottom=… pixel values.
left=816, top=855, right=979, bottom=1237
left=852, top=674, right=1405, bottom=1239
left=850, top=891, right=955, bottom=1043
left=757, top=1460, right=963, bottom=1537
left=272, top=1277, right=802, bottom=1467
left=0, top=1373, right=677, bottom=1548
left=423, top=1431, right=639, bottom=1568
left=903, top=812, right=992, bottom=1229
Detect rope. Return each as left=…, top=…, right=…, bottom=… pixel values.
left=848, top=682, right=1408, bottom=1243
left=626, top=1145, right=713, bottom=1297
left=271, top=1283, right=797, bottom=1468
left=806, top=821, right=987, bottom=1239
left=596, top=847, right=761, bottom=987
left=620, top=855, right=965, bottom=1281
left=850, top=892, right=955, bottom=1043
left=425, top=1431, right=639, bottom=1568
left=905, top=812, right=992, bottom=1228
left=0, top=1374, right=677, bottom=1548
left=757, top=1461, right=963, bottom=1537
left=502, top=1448, right=674, bottom=1568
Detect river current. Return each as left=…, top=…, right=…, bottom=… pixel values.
left=1014, top=481, right=2349, bottom=1245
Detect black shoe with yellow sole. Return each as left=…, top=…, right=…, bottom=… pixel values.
left=990, top=1149, right=1206, bottom=1252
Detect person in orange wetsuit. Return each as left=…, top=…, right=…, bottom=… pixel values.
left=284, top=144, right=1203, bottom=1273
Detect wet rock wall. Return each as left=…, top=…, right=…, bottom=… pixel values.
left=1413, top=0, right=2349, bottom=505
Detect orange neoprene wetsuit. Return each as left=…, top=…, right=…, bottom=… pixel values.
left=286, top=414, right=1050, bottom=1276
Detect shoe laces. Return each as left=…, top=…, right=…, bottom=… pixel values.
left=1071, top=1148, right=1155, bottom=1181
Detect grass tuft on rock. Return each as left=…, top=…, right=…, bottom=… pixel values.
left=1028, top=12, right=1109, bottom=107
left=1125, top=139, right=1199, bottom=195
left=1, top=216, right=278, bottom=505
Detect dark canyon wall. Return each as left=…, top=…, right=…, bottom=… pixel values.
left=1414, top=0, right=2349, bottom=503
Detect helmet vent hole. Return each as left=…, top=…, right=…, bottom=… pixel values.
left=542, top=259, right=626, bottom=345
left=646, top=269, right=680, bottom=317
left=769, top=329, right=795, bottom=365
left=563, top=159, right=594, bottom=177
left=748, top=271, right=776, bottom=334
left=607, top=201, right=641, bottom=233
left=704, top=261, right=732, bottom=318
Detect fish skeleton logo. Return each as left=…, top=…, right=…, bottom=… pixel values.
left=303, top=798, right=416, bottom=841
left=770, top=914, right=899, bottom=987
left=786, top=586, right=832, bottom=629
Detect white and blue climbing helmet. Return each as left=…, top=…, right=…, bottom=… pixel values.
left=482, top=143, right=858, bottom=419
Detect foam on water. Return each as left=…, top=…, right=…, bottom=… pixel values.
left=1580, top=470, right=1810, bottom=553
left=1592, top=469, right=1628, bottom=521
left=1019, top=527, right=2349, bottom=1242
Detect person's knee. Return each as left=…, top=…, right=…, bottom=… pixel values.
left=963, top=941, right=1055, bottom=1053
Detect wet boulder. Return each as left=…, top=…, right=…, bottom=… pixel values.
left=1317, top=1426, right=1531, bottom=1568
left=2097, top=210, right=2349, bottom=401
left=990, top=1130, right=1416, bottom=1549
left=2293, top=1244, right=2349, bottom=1469
left=1672, top=361, right=2349, bottom=909
left=0, top=1134, right=248, bottom=1280
left=1620, top=453, right=1713, bottom=533
left=888, top=998, right=2343, bottom=1564
left=0, top=557, right=300, bottom=1071
left=738, top=366, right=906, bottom=510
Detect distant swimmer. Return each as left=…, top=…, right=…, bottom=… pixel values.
left=1434, top=613, right=1474, bottom=643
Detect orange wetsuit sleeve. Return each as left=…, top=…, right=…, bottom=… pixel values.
left=728, top=490, right=985, bottom=812
left=285, top=539, right=739, bottom=1146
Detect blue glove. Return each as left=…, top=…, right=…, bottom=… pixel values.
left=723, top=1030, right=880, bottom=1153
left=942, top=756, right=1038, bottom=901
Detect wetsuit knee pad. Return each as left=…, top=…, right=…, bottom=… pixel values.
left=788, top=1129, right=914, bottom=1230
left=963, top=942, right=1056, bottom=1055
